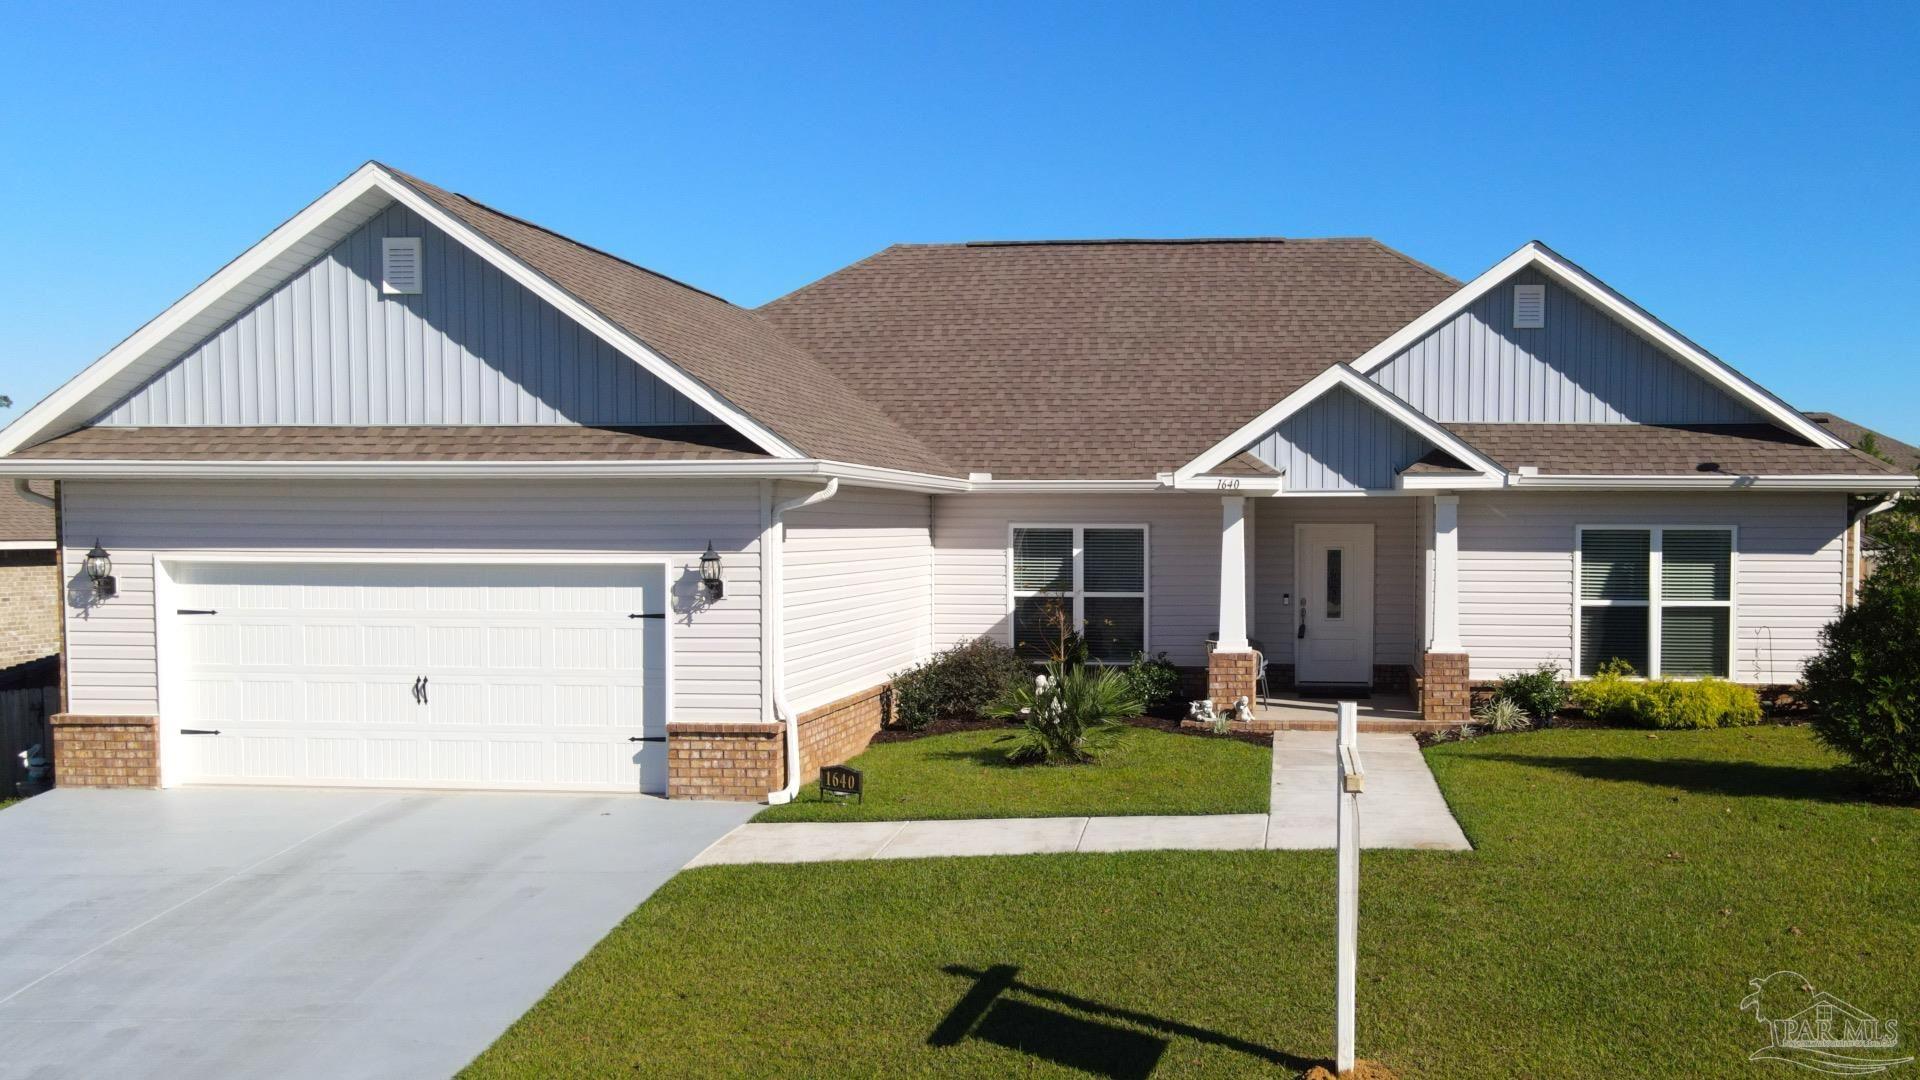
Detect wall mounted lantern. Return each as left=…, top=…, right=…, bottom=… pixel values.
left=84, top=541, right=117, bottom=600
left=700, top=542, right=725, bottom=600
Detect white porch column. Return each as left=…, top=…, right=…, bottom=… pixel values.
left=1427, top=494, right=1463, bottom=652
left=1217, top=496, right=1249, bottom=651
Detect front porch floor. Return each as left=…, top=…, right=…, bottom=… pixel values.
left=1193, top=691, right=1456, bottom=734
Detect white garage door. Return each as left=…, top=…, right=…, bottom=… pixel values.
left=165, top=561, right=669, bottom=793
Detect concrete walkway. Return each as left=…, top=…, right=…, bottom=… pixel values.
left=1266, top=731, right=1473, bottom=851
left=686, top=731, right=1470, bottom=866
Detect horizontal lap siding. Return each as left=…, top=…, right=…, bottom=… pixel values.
left=1252, top=498, right=1420, bottom=667
left=60, top=480, right=764, bottom=722
left=781, top=486, right=932, bottom=711
left=1457, top=492, right=1844, bottom=682
left=932, top=494, right=1220, bottom=667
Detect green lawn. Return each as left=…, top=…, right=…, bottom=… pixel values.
left=466, top=727, right=1920, bottom=1078
left=751, top=725, right=1273, bottom=822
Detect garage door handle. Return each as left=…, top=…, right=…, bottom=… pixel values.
left=180, top=728, right=221, bottom=735
left=628, top=736, right=665, bottom=743
left=420, top=676, right=429, bottom=705
left=176, top=609, right=218, bottom=616
left=628, top=613, right=666, bottom=619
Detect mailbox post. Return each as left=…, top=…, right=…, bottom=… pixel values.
left=1334, top=700, right=1364, bottom=1074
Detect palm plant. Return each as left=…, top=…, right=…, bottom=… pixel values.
left=985, top=661, right=1144, bottom=764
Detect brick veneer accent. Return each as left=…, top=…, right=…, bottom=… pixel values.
left=666, top=721, right=783, bottom=801
left=796, top=682, right=890, bottom=779
left=1207, top=650, right=1259, bottom=707
left=1419, top=652, right=1471, bottom=725
left=51, top=714, right=158, bottom=788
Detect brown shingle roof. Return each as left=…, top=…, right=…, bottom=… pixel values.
left=758, top=239, right=1462, bottom=478
left=10, top=425, right=765, bottom=462
left=0, top=481, right=53, bottom=542
left=1805, top=413, right=1920, bottom=471
left=383, top=168, right=952, bottom=475
left=1441, top=423, right=1908, bottom=477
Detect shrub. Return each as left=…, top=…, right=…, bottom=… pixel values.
left=1473, top=697, right=1533, bottom=732
left=985, top=661, right=1145, bottom=764
left=1802, top=554, right=1920, bottom=797
left=1492, top=662, right=1570, bottom=723
left=890, top=637, right=1031, bottom=731
left=1121, top=651, right=1183, bottom=710
left=1572, top=666, right=1762, bottom=730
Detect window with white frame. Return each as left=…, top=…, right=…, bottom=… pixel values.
left=1011, top=526, right=1147, bottom=663
left=1577, top=526, right=1734, bottom=678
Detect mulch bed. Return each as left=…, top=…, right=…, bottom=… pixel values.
left=867, top=711, right=1272, bottom=750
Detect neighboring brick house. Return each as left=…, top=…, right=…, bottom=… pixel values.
left=0, top=162, right=1912, bottom=798
left=0, top=480, right=59, bottom=682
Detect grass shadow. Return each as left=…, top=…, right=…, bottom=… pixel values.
left=923, top=738, right=1028, bottom=769
left=1470, top=751, right=1875, bottom=803
left=931, top=964, right=1319, bottom=1077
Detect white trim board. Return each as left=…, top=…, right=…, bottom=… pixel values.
left=1347, top=241, right=1848, bottom=451
left=0, top=163, right=802, bottom=462
left=1175, top=365, right=1506, bottom=484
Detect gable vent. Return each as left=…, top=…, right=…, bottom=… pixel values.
left=1512, top=283, right=1545, bottom=328
left=381, top=237, right=423, bottom=295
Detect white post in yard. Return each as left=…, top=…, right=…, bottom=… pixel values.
left=1335, top=700, right=1364, bottom=1074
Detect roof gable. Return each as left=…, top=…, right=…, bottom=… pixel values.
left=1177, top=365, right=1505, bottom=488
left=95, top=201, right=718, bottom=428
left=0, top=163, right=953, bottom=476
left=1370, top=267, right=1765, bottom=425
left=1351, top=242, right=1846, bottom=449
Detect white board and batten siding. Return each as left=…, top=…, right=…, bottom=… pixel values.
left=1457, top=491, right=1846, bottom=683
left=780, top=485, right=933, bottom=711
left=60, top=480, right=766, bottom=728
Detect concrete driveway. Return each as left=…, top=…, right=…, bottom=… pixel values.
left=0, top=787, right=753, bottom=1080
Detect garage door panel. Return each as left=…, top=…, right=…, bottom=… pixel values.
left=168, top=562, right=666, bottom=793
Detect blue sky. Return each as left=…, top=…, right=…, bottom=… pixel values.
left=2, top=2, right=1915, bottom=440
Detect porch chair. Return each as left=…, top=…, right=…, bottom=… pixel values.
left=1251, top=649, right=1271, bottom=708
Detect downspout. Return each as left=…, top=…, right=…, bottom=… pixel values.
left=764, top=478, right=840, bottom=804
left=13, top=479, right=54, bottom=509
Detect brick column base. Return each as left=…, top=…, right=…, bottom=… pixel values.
left=666, top=722, right=784, bottom=801
left=51, top=714, right=159, bottom=788
left=1207, top=650, right=1259, bottom=707
left=1420, top=652, right=1471, bottom=725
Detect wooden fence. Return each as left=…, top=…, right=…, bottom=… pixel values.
left=0, top=684, right=55, bottom=795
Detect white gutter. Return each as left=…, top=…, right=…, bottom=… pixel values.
left=764, top=478, right=840, bottom=805
left=12, top=479, right=54, bottom=508
left=0, top=457, right=971, bottom=492
left=1505, top=473, right=1920, bottom=491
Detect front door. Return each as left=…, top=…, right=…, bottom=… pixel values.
left=1294, top=524, right=1375, bottom=687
